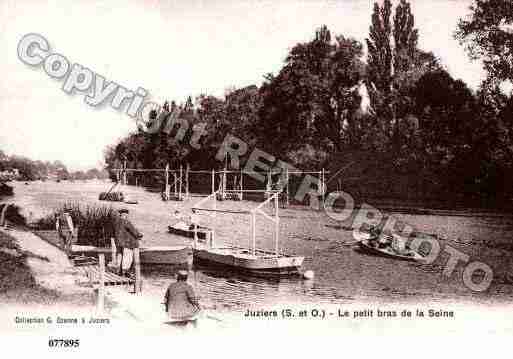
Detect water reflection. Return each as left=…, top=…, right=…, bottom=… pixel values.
left=138, top=263, right=354, bottom=310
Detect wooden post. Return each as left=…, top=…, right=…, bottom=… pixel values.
left=185, top=163, right=190, bottom=199
left=134, top=248, right=142, bottom=293
left=123, top=160, right=127, bottom=186
left=222, top=168, right=227, bottom=200
left=321, top=168, right=325, bottom=210
left=0, top=203, right=8, bottom=227
left=275, top=194, right=279, bottom=255
left=97, top=253, right=105, bottom=313
left=251, top=212, right=256, bottom=256
left=173, top=172, right=177, bottom=197
left=265, top=171, right=270, bottom=199
left=214, top=188, right=217, bottom=212
left=286, top=168, right=290, bottom=207
left=211, top=169, right=215, bottom=195
left=165, top=164, right=170, bottom=200
left=193, top=223, right=198, bottom=249
left=179, top=165, right=183, bottom=200
left=240, top=169, right=243, bottom=201
left=110, top=238, right=117, bottom=267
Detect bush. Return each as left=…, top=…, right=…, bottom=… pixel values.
left=0, top=204, right=26, bottom=226
left=35, top=202, right=118, bottom=247
left=0, top=182, right=13, bottom=197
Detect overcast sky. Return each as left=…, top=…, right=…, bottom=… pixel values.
left=0, top=0, right=483, bottom=171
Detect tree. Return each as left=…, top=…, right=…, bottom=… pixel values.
left=366, top=0, right=435, bottom=147
left=414, top=70, right=478, bottom=155
left=456, top=0, right=513, bottom=83
left=258, top=26, right=365, bottom=158
left=411, top=69, right=511, bottom=196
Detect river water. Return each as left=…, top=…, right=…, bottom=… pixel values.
left=4, top=180, right=513, bottom=312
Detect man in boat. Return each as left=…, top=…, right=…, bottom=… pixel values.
left=114, top=208, right=143, bottom=276
left=163, top=270, right=200, bottom=326
left=55, top=209, right=77, bottom=256
left=365, top=225, right=382, bottom=248
left=171, top=209, right=199, bottom=230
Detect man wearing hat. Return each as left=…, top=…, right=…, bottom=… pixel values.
left=114, top=208, right=143, bottom=276
left=163, top=270, right=200, bottom=324
left=56, top=209, right=77, bottom=256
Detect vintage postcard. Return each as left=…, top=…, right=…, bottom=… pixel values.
left=1, top=0, right=513, bottom=355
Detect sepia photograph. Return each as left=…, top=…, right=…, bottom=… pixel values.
left=1, top=0, right=513, bottom=355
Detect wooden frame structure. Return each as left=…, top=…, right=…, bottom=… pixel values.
left=189, top=190, right=304, bottom=274
left=191, top=189, right=281, bottom=255
left=112, top=165, right=328, bottom=208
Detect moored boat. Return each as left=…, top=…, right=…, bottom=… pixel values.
left=193, top=244, right=304, bottom=275
left=139, top=246, right=192, bottom=265
left=168, top=221, right=211, bottom=240
left=191, top=191, right=305, bottom=276
left=72, top=244, right=192, bottom=265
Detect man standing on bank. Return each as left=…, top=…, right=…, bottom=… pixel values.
left=163, top=270, right=201, bottom=326
left=114, top=209, right=143, bottom=276
left=56, top=209, right=77, bottom=256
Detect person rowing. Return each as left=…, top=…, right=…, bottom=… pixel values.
left=163, top=270, right=201, bottom=327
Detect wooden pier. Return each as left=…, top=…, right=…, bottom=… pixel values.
left=33, top=230, right=142, bottom=312
left=75, top=263, right=134, bottom=287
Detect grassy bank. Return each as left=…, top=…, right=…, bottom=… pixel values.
left=0, top=231, right=59, bottom=304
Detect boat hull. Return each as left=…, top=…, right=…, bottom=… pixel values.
left=140, top=246, right=193, bottom=265
left=71, top=245, right=193, bottom=265
left=357, top=240, right=424, bottom=262
left=193, top=246, right=304, bottom=275
left=168, top=225, right=210, bottom=240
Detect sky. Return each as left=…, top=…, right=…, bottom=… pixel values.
left=0, top=0, right=485, bottom=171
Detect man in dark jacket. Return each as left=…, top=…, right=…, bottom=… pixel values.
left=114, top=209, right=143, bottom=276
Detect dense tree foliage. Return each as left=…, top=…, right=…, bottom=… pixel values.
left=456, top=0, right=513, bottom=83
left=258, top=26, right=366, bottom=158
left=104, top=0, right=513, bottom=205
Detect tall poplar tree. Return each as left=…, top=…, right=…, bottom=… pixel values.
left=366, top=0, right=421, bottom=142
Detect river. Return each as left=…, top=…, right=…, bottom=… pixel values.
left=3, top=180, right=513, bottom=313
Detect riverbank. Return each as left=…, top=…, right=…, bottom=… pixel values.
left=0, top=227, right=95, bottom=307
left=0, top=225, right=226, bottom=332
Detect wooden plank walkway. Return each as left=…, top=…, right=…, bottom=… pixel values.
left=76, top=264, right=134, bottom=287
left=34, top=230, right=135, bottom=288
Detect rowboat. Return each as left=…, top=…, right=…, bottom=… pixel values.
left=168, top=221, right=211, bottom=240
left=355, top=234, right=424, bottom=262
